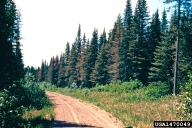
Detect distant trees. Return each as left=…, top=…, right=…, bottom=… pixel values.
left=37, top=0, right=192, bottom=95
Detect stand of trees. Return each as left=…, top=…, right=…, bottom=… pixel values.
left=37, top=0, right=192, bottom=94
left=0, top=0, right=24, bottom=90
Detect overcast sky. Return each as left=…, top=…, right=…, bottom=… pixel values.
left=14, top=0, right=165, bottom=68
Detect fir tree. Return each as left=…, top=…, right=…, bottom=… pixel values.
left=90, top=29, right=109, bottom=85
left=76, top=33, right=88, bottom=87
left=66, top=44, right=78, bottom=86
left=98, top=28, right=107, bottom=51
left=0, top=0, right=23, bottom=89
left=57, top=53, right=65, bottom=87
left=83, top=28, right=98, bottom=88
left=128, top=0, right=150, bottom=84
left=47, top=57, right=54, bottom=84
left=178, top=11, right=192, bottom=84
left=38, top=60, right=45, bottom=82
left=58, top=42, right=70, bottom=87
left=53, top=55, right=59, bottom=85
left=108, top=14, right=123, bottom=82
left=147, top=9, right=161, bottom=76
left=164, top=0, right=191, bottom=94
left=119, top=0, right=133, bottom=81
left=149, top=10, right=177, bottom=92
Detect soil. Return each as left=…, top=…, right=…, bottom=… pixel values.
left=46, top=91, right=125, bottom=128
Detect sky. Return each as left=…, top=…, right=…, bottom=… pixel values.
left=14, top=0, right=165, bottom=68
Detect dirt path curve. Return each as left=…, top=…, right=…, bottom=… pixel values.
left=46, top=91, right=125, bottom=128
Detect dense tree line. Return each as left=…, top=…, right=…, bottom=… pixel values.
left=0, top=0, right=24, bottom=90
left=38, top=0, right=192, bottom=94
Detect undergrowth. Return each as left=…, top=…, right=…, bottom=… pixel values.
left=41, top=79, right=179, bottom=128
left=0, top=73, right=55, bottom=127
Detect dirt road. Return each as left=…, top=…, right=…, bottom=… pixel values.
left=46, top=91, right=124, bottom=128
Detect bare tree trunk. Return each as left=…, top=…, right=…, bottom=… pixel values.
left=173, top=0, right=181, bottom=95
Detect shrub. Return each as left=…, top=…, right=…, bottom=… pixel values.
left=145, top=83, right=170, bottom=100
left=0, top=84, right=25, bottom=127
left=122, top=79, right=144, bottom=92
left=90, top=79, right=144, bottom=93
left=70, top=82, right=78, bottom=90
left=22, top=73, right=51, bottom=110
left=176, top=72, right=192, bottom=120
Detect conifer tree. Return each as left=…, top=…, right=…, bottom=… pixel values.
left=149, top=10, right=177, bottom=91
left=38, top=60, right=45, bottom=82
left=57, top=53, right=65, bottom=87
left=164, top=0, right=191, bottom=94
left=90, top=29, right=109, bottom=85
left=83, top=28, right=98, bottom=88
left=76, top=33, right=88, bottom=87
left=53, top=55, right=59, bottom=85
left=178, top=11, right=192, bottom=84
left=66, top=44, right=78, bottom=86
left=147, top=9, right=161, bottom=75
left=119, top=0, right=133, bottom=81
left=75, top=24, right=82, bottom=54
left=128, top=0, right=150, bottom=84
left=107, top=14, right=123, bottom=82
left=0, top=0, right=23, bottom=89
left=58, top=42, right=70, bottom=87
left=98, top=28, right=107, bottom=51
left=47, top=57, right=54, bottom=84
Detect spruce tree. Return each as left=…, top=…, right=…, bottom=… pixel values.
left=76, top=33, right=88, bottom=87
left=57, top=53, right=65, bottom=87
left=147, top=9, right=161, bottom=78
left=0, top=0, right=23, bottom=89
left=98, top=28, right=107, bottom=51
left=149, top=10, right=177, bottom=92
left=66, top=44, right=78, bottom=86
left=58, top=42, right=70, bottom=87
left=107, top=14, right=123, bottom=82
left=75, top=24, right=82, bottom=54
left=83, top=28, right=99, bottom=88
left=38, top=60, right=45, bottom=82
left=128, top=0, right=150, bottom=84
left=46, top=57, right=54, bottom=84
left=53, top=55, right=59, bottom=85
left=90, top=29, right=109, bottom=85
left=119, top=0, right=133, bottom=82
left=164, top=0, right=191, bottom=94
left=178, top=11, right=192, bottom=84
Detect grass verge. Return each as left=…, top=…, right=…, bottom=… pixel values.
left=21, top=99, right=55, bottom=128
left=41, top=82, right=179, bottom=128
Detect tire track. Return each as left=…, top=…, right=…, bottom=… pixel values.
left=46, top=91, right=124, bottom=128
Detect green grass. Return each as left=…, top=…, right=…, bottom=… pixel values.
left=22, top=104, right=55, bottom=128
left=41, top=82, right=179, bottom=128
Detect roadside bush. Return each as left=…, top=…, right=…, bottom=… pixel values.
left=90, top=79, right=144, bottom=93
left=39, top=82, right=57, bottom=92
left=176, top=72, right=192, bottom=120
left=0, top=81, right=29, bottom=127
left=145, top=83, right=170, bottom=100
left=22, top=73, right=51, bottom=110
left=0, top=88, right=24, bottom=127
left=122, top=79, right=144, bottom=92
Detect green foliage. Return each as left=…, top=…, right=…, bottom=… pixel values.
left=0, top=87, right=24, bottom=127
left=176, top=72, right=192, bottom=120
left=90, top=79, right=143, bottom=93
left=47, top=82, right=177, bottom=127
left=22, top=73, right=52, bottom=110
left=145, top=83, right=170, bottom=99
left=70, top=82, right=78, bottom=90
left=39, top=82, right=57, bottom=92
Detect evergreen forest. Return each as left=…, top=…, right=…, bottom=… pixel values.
left=35, top=0, right=192, bottom=94
left=0, top=0, right=192, bottom=127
